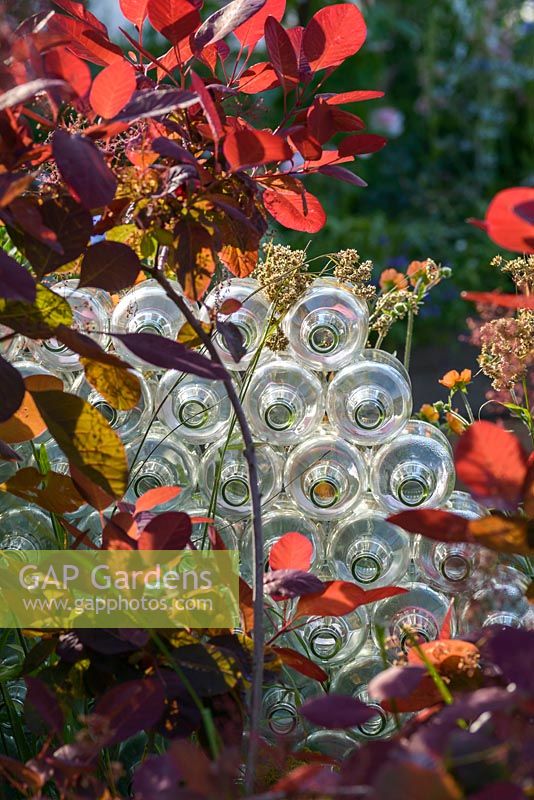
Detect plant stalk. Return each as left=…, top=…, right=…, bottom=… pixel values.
left=148, top=256, right=264, bottom=792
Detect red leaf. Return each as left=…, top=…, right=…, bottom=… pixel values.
left=454, top=421, right=528, bottom=509
left=286, top=26, right=312, bottom=82
left=135, top=485, right=182, bottom=513
left=288, top=126, right=322, bottom=159
left=239, top=577, right=254, bottom=632
left=89, top=60, right=137, bottom=119
left=303, top=4, right=367, bottom=72
left=263, top=180, right=326, bottom=232
left=95, top=679, right=166, bottom=746
left=190, top=71, right=224, bottom=143
left=381, top=674, right=444, bottom=713
left=102, top=512, right=138, bottom=550
left=44, top=47, right=92, bottom=98
left=264, top=16, right=298, bottom=94
left=338, top=133, right=387, bottom=156
left=193, top=0, right=268, bottom=52
left=461, top=291, right=534, bottom=309
left=52, top=0, right=108, bottom=34
left=234, top=0, right=286, bottom=48
left=52, top=129, right=117, bottom=209
left=388, top=510, right=471, bottom=543
left=236, top=61, right=280, bottom=93
left=272, top=646, right=328, bottom=682
left=484, top=187, right=534, bottom=253
left=70, top=462, right=115, bottom=511
left=119, top=0, right=149, bottom=29
left=223, top=127, right=291, bottom=170
left=303, top=149, right=353, bottom=169
left=329, top=107, right=366, bottom=132
left=49, top=14, right=124, bottom=67
left=307, top=99, right=332, bottom=143
left=323, top=90, right=384, bottom=105
left=295, top=581, right=407, bottom=619
left=137, top=511, right=192, bottom=550
left=269, top=532, right=313, bottom=571
left=147, top=0, right=201, bottom=44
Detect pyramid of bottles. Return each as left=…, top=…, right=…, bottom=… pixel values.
left=1, top=275, right=532, bottom=749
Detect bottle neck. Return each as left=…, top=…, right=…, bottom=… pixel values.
left=347, top=387, right=392, bottom=432
left=303, top=463, right=347, bottom=509
left=220, top=463, right=250, bottom=508
left=302, top=310, right=347, bottom=356
left=391, top=462, right=436, bottom=506
left=260, top=387, right=303, bottom=432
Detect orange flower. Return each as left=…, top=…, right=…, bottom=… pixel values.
left=407, top=260, right=428, bottom=285
left=419, top=403, right=439, bottom=423
left=446, top=412, right=466, bottom=435
left=439, top=369, right=472, bottom=390
left=379, top=269, right=408, bottom=291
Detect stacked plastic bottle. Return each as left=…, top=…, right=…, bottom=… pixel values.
left=0, top=275, right=532, bottom=748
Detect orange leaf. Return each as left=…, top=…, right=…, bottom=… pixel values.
left=407, top=639, right=479, bottom=674
left=468, top=514, right=533, bottom=556
left=269, top=532, right=313, bottom=571
left=263, top=180, right=326, bottom=233
left=223, top=127, right=292, bottom=171
left=89, top=60, right=137, bottom=119
left=0, top=374, right=63, bottom=443
left=381, top=674, right=443, bottom=713
left=295, top=581, right=407, bottom=619
left=272, top=646, right=328, bottom=682
left=135, top=485, right=182, bottom=513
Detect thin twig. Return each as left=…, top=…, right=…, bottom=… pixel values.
left=146, top=254, right=264, bottom=793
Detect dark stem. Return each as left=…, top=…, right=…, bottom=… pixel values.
left=146, top=255, right=264, bottom=793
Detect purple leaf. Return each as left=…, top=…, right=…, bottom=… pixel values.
left=318, top=164, right=368, bottom=187
left=0, top=355, right=24, bottom=422
left=514, top=200, right=534, bottom=225
left=75, top=629, right=143, bottom=654
left=25, top=676, right=63, bottom=735
left=216, top=319, right=245, bottom=363
left=0, top=251, right=36, bottom=302
left=193, top=0, right=267, bottom=52
left=0, top=79, right=69, bottom=111
left=79, top=240, right=141, bottom=292
left=52, top=129, right=117, bottom=210
left=137, top=511, right=192, bottom=550
left=368, top=665, right=427, bottom=702
left=300, top=694, right=377, bottom=729
left=94, top=678, right=166, bottom=745
left=115, top=89, right=197, bottom=122
left=132, top=754, right=182, bottom=800
left=152, top=137, right=199, bottom=167
left=264, top=569, right=324, bottom=599
left=481, top=627, right=534, bottom=694
left=0, top=438, right=21, bottom=462
left=112, top=332, right=228, bottom=379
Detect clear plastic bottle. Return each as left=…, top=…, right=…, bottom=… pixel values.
left=371, top=581, right=453, bottom=661
left=326, top=349, right=412, bottom=446
left=457, top=566, right=533, bottom=632
left=177, top=493, right=239, bottom=551
left=415, top=491, right=487, bottom=593
left=200, top=438, right=282, bottom=518
left=0, top=506, right=56, bottom=549
left=203, top=278, right=271, bottom=371
left=261, top=677, right=324, bottom=743
left=331, top=653, right=400, bottom=740
left=284, top=431, right=367, bottom=519
left=240, top=498, right=324, bottom=583
left=126, top=422, right=198, bottom=502
left=326, top=496, right=411, bottom=587
left=72, top=368, right=153, bottom=443
left=303, top=730, right=358, bottom=759
left=282, top=278, right=368, bottom=371
left=243, top=353, right=324, bottom=445
left=369, top=420, right=455, bottom=513
left=111, top=279, right=191, bottom=369
left=0, top=325, right=23, bottom=362
left=27, top=280, right=113, bottom=372
left=156, top=370, right=232, bottom=444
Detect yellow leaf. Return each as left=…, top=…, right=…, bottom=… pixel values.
left=29, top=390, right=128, bottom=499
left=81, top=358, right=141, bottom=411
left=0, top=284, right=73, bottom=339
left=469, top=514, right=534, bottom=556
left=177, top=320, right=212, bottom=348
left=0, top=466, right=84, bottom=514
left=0, top=374, right=63, bottom=443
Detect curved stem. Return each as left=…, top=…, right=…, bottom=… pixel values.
left=146, top=258, right=264, bottom=792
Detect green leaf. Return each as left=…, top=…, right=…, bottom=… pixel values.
left=0, top=284, right=73, bottom=338
left=29, top=390, right=128, bottom=499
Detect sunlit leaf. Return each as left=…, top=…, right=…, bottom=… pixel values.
left=295, top=581, right=407, bottom=619
left=147, top=0, right=200, bottom=43
left=0, top=373, right=63, bottom=443
left=135, top=485, right=182, bottom=513
left=234, top=0, right=286, bottom=48
left=119, top=0, right=149, bottom=28
left=223, top=127, right=292, bottom=171
left=177, top=320, right=212, bottom=348
left=81, top=358, right=141, bottom=411
left=44, top=47, right=92, bottom=98
left=30, top=390, right=128, bottom=498
left=303, top=4, right=367, bottom=72
left=174, top=221, right=217, bottom=300
left=271, top=646, right=328, bottom=682
left=0, top=284, right=73, bottom=339
left=269, top=531, right=313, bottom=571
left=0, top=466, right=84, bottom=514
left=89, top=59, right=137, bottom=118
left=193, top=0, right=267, bottom=51
left=262, top=178, right=327, bottom=232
